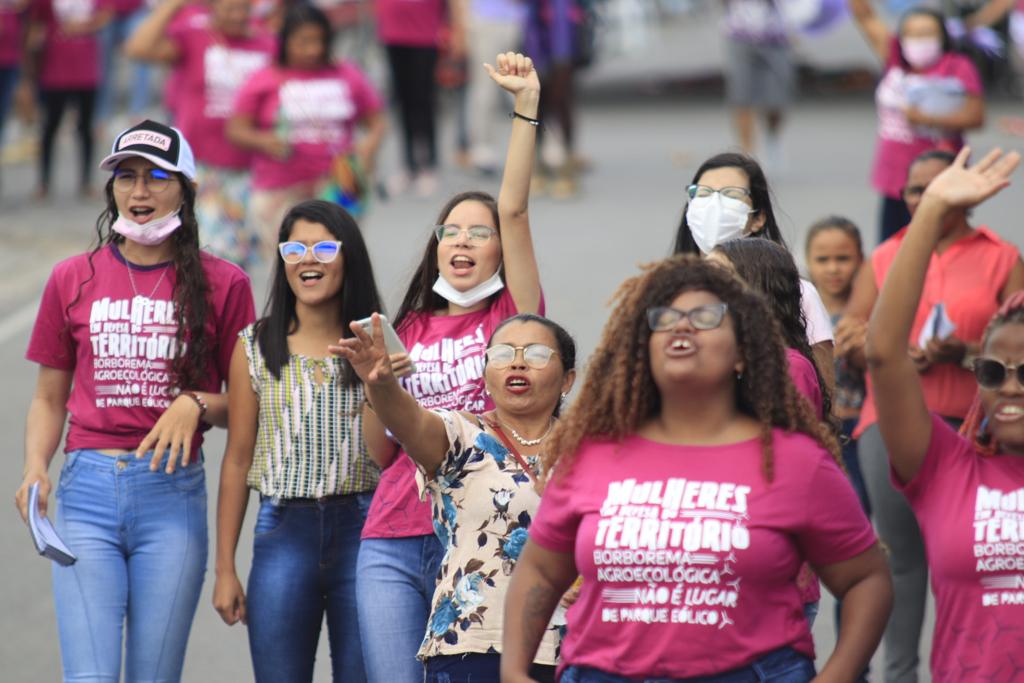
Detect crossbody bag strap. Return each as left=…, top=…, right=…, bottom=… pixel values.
left=483, top=413, right=538, bottom=483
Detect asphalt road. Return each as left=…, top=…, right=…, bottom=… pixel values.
left=1, top=87, right=1022, bottom=681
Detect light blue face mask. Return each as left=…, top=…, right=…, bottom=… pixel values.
left=432, top=268, right=504, bottom=308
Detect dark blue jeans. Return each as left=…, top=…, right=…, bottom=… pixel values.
left=425, top=652, right=557, bottom=683
left=246, top=493, right=372, bottom=683
left=560, top=647, right=815, bottom=682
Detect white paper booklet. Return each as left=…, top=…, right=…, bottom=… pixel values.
left=28, top=482, right=76, bottom=566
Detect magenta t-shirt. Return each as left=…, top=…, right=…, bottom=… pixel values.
left=0, top=4, right=22, bottom=67
left=26, top=244, right=255, bottom=455
left=34, top=0, right=112, bottom=90
left=895, top=415, right=1024, bottom=682
left=361, top=287, right=541, bottom=539
left=787, top=347, right=823, bottom=419
left=375, top=0, right=444, bottom=47
left=871, top=40, right=982, bottom=198
left=232, top=62, right=382, bottom=190
left=530, top=430, right=876, bottom=679
left=168, top=23, right=274, bottom=170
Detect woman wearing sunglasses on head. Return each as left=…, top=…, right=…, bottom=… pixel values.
left=212, top=200, right=389, bottom=681
left=866, top=147, right=1024, bottom=683
left=353, top=52, right=544, bottom=683
left=14, top=120, right=256, bottom=682
left=502, top=257, right=891, bottom=683
left=333, top=312, right=576, bottom=683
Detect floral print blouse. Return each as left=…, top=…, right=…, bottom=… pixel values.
left=414, top=410, right=561, bottom=663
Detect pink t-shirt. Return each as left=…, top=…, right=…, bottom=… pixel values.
left=871, top=40, right=982, bottom=198
left=787, top=348, right=823, bottom=420
left=375, top=0, right=444, bottom=47
left=895, top=415, right=1024, bottom=682
left=110, top=0, right=139, bottom=16
left=164, top=3, right=210, bottom=119
left=34, top=0, right=112, bottom=90
left=530, top=430, right=876, bottom=679
left=857, top=227, right=1019, bottom=437
left=26, top=244, right=255, bottom=455
left=0, top=4, right=22, bottom=67
left=361, top=287, right=540, bottom=539
left=232, top=62, right=382, bottom=190
left=169, top=23, right=274, bottom=170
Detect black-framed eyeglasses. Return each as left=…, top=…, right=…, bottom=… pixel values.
left=485, top=343, right=559, bottom=369
left=973, top=358, right=1024, bottom=390
left=278, top=240, right=343, bottom=264
left=686, top=185, right=751, bottom=201
left=434, top=224, right=498, bottom=243
left=113, top=167, right=173, bottom=194
left=647, top=303, right=729, bottom=332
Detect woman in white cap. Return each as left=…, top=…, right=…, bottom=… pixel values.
left=14, top=119, right=256, bottom=682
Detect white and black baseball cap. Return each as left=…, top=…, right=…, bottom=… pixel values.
left=99, top=119, right=196, bottom=181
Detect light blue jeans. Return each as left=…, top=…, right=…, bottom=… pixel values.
left=97, top=8, right=153, bottom=120
left=52, top=449, right=207, bottom=683
left=356, top=535, right=445, bottom=683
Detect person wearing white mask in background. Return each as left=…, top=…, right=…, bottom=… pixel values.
left=672, top=151, right=835, bottom=392
left=847, top=0, right=986, bottom=242
left=354, top=52, right=544, bottom=683
left=14, top=119, right=255, bottom=682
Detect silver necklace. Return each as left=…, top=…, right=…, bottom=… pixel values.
left=502, top=417, right=555, bottom=447
left=126, top=261, right=169, bottom=300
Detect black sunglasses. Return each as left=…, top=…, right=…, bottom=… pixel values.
left=973, top=358, right=1024, bottom=390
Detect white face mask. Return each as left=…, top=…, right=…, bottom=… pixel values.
left=900, top=37, right=943, bottom=70
left=111, top=209, right=182, bottom=246
left=686, top=194, right=753, bottom=254
left=433, top=268, right=505, bottom=308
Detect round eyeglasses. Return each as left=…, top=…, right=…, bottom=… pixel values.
left=647, top=303, right=728, bottom=332
left=113, top=168, right=173, bottom=194
left=973, top=358, right=1024, bottom=390
left=485, top=343, right=559, bottom=369
left=434, top=224, right=498, bottom=243
left=278, top=240, right=343, bottom=264
left=686, top=185, right=751, bottom=202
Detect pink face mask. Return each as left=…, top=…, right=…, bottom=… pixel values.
left=111, top=210, right=182, bottom=246
left=900, top=37, right=943, bottom=70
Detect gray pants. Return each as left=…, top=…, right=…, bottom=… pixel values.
left=859, top=424, right=928, bottom=683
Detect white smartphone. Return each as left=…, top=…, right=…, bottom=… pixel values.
left=354, top=314, right=416, bottom=373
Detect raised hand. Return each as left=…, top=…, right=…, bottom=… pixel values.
left=484, top=52, right=540, bottom=97
left=328, top=314, right=394, bottom=386
left=922, top=146, right=1020, bottom=211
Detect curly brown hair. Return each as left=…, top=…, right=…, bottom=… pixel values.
left=543, top=255, right=840, bottom=482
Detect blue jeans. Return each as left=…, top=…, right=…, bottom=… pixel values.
left=425, top=652, right=556, bottom=683
left=247, top=494, right=372, bottom=682
left=97, top=8, right=152, bottom=120
left=356, top=534, right=444, bottom=683
left=840, top=417, right=871, bottom=517
left=560, top=647, right=815, bottom=683
left=0, top=65, right=18, bottom=142
left=52, top=449, right=207, bottom=683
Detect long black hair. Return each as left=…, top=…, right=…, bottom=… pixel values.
left=65, top=171, right=211, bottom=392
left=277, top=2, right=333, bottom=68
left=672, top=152, right=786, bottom=255
left=255, top=200, right=383, bottom=384
left=896, top=7, right=954, bottom=70
left=393, top=190, right=502, bottom=332
left=487, top=313, right=576, bottom=418
left=712, top=237, right=836, bottom=434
